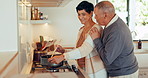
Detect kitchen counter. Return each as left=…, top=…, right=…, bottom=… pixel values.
left=30, top=59, right=89, bottom=78
left=10, top=72, right=79, bottom=78
left=10, top=68, right=89, bottom=78
left=134, top=48, right=148, bottom=54
left=134, top=48, right=148, bottom=67
left=0, top=51, right=18, bottom=75
left=10, top=60, right=89, bottom=78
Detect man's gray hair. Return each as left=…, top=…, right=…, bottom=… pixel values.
left=95, top=1, right=115, bottom=14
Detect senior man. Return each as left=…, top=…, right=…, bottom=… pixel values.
left=89, top=1, right=139, bottom=78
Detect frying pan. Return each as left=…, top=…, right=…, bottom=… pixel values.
left=40, top=54, right=63, bottom=68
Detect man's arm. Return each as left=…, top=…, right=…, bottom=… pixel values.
left=90, top=28, right=124, bottom=65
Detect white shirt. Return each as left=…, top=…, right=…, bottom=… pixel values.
left=105, top=14, right=119, bottom=28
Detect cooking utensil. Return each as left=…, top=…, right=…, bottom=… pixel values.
left=40, top=54, right=64, bottom=68
left=33, top=51, right=47, bottom=64
left=41, top=40, right=57, bottom=51
left=50, top=39, right=62, bottom=58
left=50, top=47, right=58, bottom=58
left=36, top=42, right=42, bottom=51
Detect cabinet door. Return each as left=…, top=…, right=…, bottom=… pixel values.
left=18, top=0, right=32, bottom=73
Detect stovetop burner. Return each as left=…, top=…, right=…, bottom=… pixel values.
left=46, top=68, right=60, bottom=72
left=31, top=60, right=86, bottom=78
left=32, top=60, right=73, bottom=73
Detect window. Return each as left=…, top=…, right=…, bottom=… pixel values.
left=130, top=0, right=148, bottom=40
left=97, top=0, right=128, bottom=24
left=97, top=0, right=148, bottom=40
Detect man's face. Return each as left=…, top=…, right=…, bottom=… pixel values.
left=77, top=9, right=92, bottom=24
left=94, top=7, right=105, bottom=26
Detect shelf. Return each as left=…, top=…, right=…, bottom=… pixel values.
left=19, top=20, right=28, bottom=24
left=30, top=20, right=51, bottom=24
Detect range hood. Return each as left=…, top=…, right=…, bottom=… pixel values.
left=30, top=0, right=72, bottom=7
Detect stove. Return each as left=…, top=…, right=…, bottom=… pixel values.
left=31, top=60, right=85, bottom=78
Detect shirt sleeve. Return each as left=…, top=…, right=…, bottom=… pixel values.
left=64, top=25, right=103, bottom=60
left=94, top=30, right=124, bottom=65
left=63, top=35, right=94, bottom=60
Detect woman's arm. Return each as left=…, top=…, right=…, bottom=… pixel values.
left=48, top=25, right=102, bottom=63
left=64, top=25, right=103, bottom=60
left=63, top=35, right=94, bottom=60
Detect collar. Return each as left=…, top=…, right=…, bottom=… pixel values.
left=105, top=14, right=118, bottom=28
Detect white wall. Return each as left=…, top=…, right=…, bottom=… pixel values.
left=32, top=0, right=96, bottom=46
left=0, top=0, right=18, bottom=52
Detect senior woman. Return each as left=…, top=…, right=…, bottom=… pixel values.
left=48, top=1, right=107, bottom=78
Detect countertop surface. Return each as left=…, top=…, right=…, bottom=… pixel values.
left=0, top=51, right=17, bottom=72
left=10, top=72, right=79, bottom=78
left=10, top=60, right=88, bottom=78
left=134, top=48, right=148, bottom=54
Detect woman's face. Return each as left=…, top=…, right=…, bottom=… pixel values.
left=77, top=9, right=92, bottom=24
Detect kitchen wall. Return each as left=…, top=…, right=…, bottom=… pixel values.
left=0, top=0, right=18, bottom=52
left=31, top=0, right=96, bottom=47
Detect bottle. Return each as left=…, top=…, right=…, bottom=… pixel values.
left=40, top=36, right=44, bottom=43
left=34, top=7, right=39, bottom=20
left=138, top=39, right=142, bottom=49
left=31, top=7, right=35, bottom=20
left=31, top=7, right=33, bottom=20
left=39, top=12, right=43, bottom=20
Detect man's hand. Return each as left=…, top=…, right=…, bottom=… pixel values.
left=89, top=27, right=101, bottom=40
left=48, top=55, right=65, bottom=64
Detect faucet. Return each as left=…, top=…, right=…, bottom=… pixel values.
left=131, top=31, right=137, bottom=36
left=131, top=31, right=137, bottom=39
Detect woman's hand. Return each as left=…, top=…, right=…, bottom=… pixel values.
left=89, top=27, right=101, bottom=40
left=48, top=55, right=65, bottom=64
left=55, top=45, right=65, bottom=54
left=77, top=58, right=85, bottom=69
